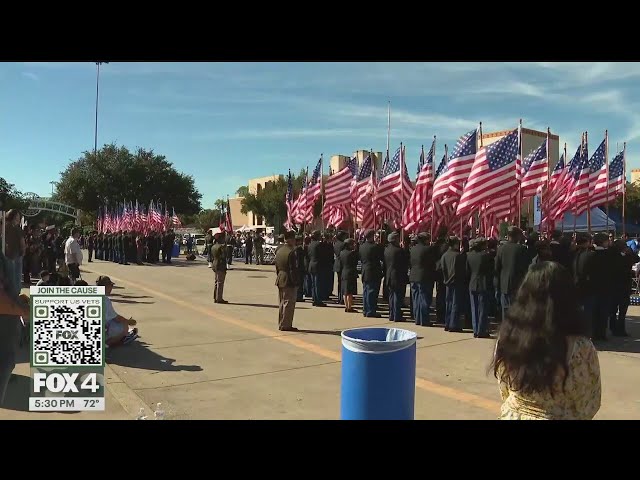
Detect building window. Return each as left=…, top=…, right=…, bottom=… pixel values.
left=257, top=215, right=263, bottom=226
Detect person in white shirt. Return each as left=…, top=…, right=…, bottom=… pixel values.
left=64, top=228, right=83, bottom=284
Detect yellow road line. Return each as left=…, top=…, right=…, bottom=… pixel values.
left=86, top=267, right=501, bottom=414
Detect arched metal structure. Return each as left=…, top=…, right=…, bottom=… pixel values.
left=23, top=194, right=81, bottom=225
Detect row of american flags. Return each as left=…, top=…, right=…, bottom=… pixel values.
left=97, top=200, right=182, bottom=234
left=283, top=124, right=626, bottom=237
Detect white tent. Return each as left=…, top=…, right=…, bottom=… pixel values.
left=535, top=207, right=617, bottom=232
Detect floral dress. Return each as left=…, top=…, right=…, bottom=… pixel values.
left=497, top=336, right=601, bottom=420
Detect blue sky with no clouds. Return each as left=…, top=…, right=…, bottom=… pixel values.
left=1, top=62, right=638, bottom=209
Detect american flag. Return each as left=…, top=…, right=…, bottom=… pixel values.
left=172, top=207, right=182, bottom=228
left=324, top=204, right=349, bottom=228
left=402, top=139, right=435, bottom=232
left=324, top=157, right=357, bottom=207
left=375, top=146, right=414, bottom=215
left=589, top=150, right=625, bottom=209
left=456, top=129, right=520, bottom=216
left=558, top=136, right=589, bottom=216
left=540, top=152, right=565, bottom=227
left=576, top=138, right=605, bottom=215
left=284, top=170, right=294, bottom=230
left=432, top=129, right=477, bottom=202
left=352, top=155, right=373, bottom=222
left=292, top=174, right=307, bottom=224
left=306, top=157, right=323, bottom=205
left=547, top=145, right=582, bottom=222
left=429, top=151, right=455, bottom=233
left=520, top=139, right=548, bottom=200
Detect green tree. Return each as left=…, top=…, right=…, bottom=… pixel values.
left=213, top=198, right=226, bottom=213
left=240, top=170, right=318, bottom=231
left=236, top=186, right=249, bottom=197
left=196, top=209, right=221, bottom=232
left=613, top=181, right=640, bottom=223
left=55, top=144, right=202, bottom=216
left=0, top=178, right=28, bottom=211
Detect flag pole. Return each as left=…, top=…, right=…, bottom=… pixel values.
left=562, top=142, right=567, bottom=233
left=518, top=119, right=523, bottom=228
left=545, top=127, right=550, bottom=236
left=605, top=130, right=610, bottom=235
left=400, top=143, right=405, bottom=244
left=585, top=131, right=591, bottom=234
left=478, top=123, right=484, bottom=234
left=429, top=139, right=436, bottom=242
left=320, top=153, right=325, bottom=234
left=371, top=148, right=377, bottom=236
left=623, top=141, right=627, bottom=238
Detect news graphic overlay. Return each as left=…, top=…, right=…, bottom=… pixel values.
left=29, top=285, right=106, bottom=412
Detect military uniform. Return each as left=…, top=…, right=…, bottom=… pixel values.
left=274, top=240, right=300, bottom=330
left=333, top=233, right=346, bottom=305
left=409, top=234, right=436, bottom=326
left=211, top=239, right=228, bottom=303
left=466, top=239, right=492, bottom=338
left=384, top=234, right=409, bottom=322
left=307, top=232, right=325, bottom=307
left=359, top=234, right=384, bottom=317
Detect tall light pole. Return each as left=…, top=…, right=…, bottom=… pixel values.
left=49, top=181, right=56, bottom=196
left=94, top=62, right=109, bottom=158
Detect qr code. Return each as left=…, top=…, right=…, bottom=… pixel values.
left=32, top=299, right=103, bottom=367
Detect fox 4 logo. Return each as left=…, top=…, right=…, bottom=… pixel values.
left=33, top=372, right=100, bottom=394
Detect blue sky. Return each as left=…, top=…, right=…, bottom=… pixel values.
left=1, top=62, right=639, bottom=209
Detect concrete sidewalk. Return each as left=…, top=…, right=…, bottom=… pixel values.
left=3, top=254, right=639, bottom=419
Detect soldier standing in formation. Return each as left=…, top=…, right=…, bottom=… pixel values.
left=384, top=232, right=409, bottom=322
left=359, top=229, right=384, bottom=318
left=466, top=237, right=492, bottom=338
left=409, top=232, right=436, bottom=327
left=211, top=232, right=228, bottom=304
left=274, top=231, right=300, bottom=331
left=307, top=231, right=325, bottom=307
left=333, top=231, right=347, bottom=305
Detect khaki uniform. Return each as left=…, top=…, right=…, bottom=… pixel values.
left=211, top=243, right=227, bottom=302
left=274, top=244, right=300, bottom=330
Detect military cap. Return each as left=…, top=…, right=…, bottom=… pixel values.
left=311, top=230, right=321, bottom=238
left=283, top=230, right=296, bottom=240
left=388, top=232, right=400, bottom=243
left=344, top=238, right=355, bottom=246
left=277, top=234, right=285, bottom=241
left=364, top=229, right=375, bottom=239
left=417, top=232, right=429, bottom=240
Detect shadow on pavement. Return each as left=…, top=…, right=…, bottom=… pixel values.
left=226, top=302, right=310, bottom=310
left=107, top=340, right=203, bottom=373
left=111, top=298, right=155, bottom=305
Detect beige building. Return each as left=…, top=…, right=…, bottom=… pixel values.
left=329, top=150, right=384, bottom=175
left=632, top=168, right=640, bottom=185
left=233, top=175, right=282, bottom=230
left=481, top=127, right=560, bottom=228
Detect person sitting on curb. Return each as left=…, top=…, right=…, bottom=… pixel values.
left=96, top=276, right=138, bottom=348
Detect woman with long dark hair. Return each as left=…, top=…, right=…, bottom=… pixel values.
left=490, top=261, right=601, bottom=420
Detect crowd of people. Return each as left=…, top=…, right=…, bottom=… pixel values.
left=201, top=224, right=640, bottom=342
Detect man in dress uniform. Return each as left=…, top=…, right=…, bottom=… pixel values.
left=573, top=232, right=596, bottom=334
left=494, top=226, right=529, bottom=319
left=295, top=235, right=306, bottom=302
left=409, top=232, right=436, bottom=326
left=211, top=233, right=228, bottom=304
left=359, top=229, right=384, bottom=318
left=88, top=232, right=95, bottom=263
left=440, top=236, right=465, bottom=332
left=610, top=239, right=639, bottom=337
left=307, top=230, right=325, bottom=307
left=433, top=232, right=449, bottom=325
left=244, top=232, right=254, bottom=265
left=466, top=237, right=492, bottom=338
left=254, top=232, right=265, bottom=265
left=333, top=231, right=347, bottom=305
left=320, top=232, right=335, bottom=301
left=121, top=230, right=130, bottom=265
left=274, top=230, right=300, bottom=331
left=384, top=232, right=409, bottom=322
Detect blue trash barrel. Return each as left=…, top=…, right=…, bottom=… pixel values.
left=172, top=243, right=180, bottom=257
left=341, top=327, right=417, bottom=420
